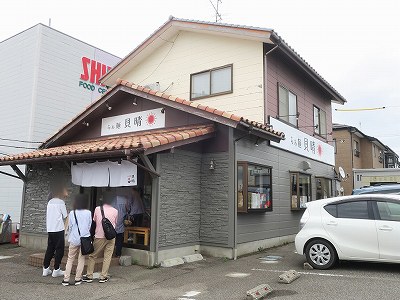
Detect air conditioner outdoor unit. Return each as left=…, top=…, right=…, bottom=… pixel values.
left=144, top=82, right=161, bottom=91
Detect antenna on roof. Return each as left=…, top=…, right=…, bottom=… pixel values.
left=208, top=0, right=222, bottom=22
left=48, top=18, right=51, bottom=27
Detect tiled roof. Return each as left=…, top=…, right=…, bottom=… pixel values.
left=0, top=124, right=214, bottom=164
left=116, top=79, right=284, bottom=138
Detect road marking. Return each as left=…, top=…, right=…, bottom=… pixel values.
left=177, top=298, right=195, bottom=300
left=182, top=291, right=201, bottom=297
left=0, top=256, right=13, bottom=260
left=252, top=268, right=344, bottom=277
left=251, top=268, right=400, bottom=282
left=225, top=272, right=251, bottom=278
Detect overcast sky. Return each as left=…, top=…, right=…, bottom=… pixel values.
left=2, top=0, right=400, bottom=154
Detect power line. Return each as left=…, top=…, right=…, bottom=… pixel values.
left=0, top=137, right=42, bottom=144
left=0, top=144, right=37, bottom=150
left=335, top=107, right=385, bottom=112
left=138, top=33, right=180, bottom=85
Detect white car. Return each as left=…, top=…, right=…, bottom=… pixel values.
left=295, top=194, right=400, bottom=269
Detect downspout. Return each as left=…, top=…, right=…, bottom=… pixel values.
left=263, top=42, right=281, bottom=124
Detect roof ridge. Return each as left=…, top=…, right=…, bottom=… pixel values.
left=115, top=78, right=284, bottom=138
left=66, top=123, right=214, bottom=145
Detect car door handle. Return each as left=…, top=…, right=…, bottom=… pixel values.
left=326, top=221, right=338, bottom=226
left=378, top=225, right=393, bottom=231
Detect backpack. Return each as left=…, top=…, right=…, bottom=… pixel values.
left=100, top=205, right=116, bottom=240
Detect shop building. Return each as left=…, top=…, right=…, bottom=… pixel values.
left=0, top=18, right=347, bottom=265
left=0, top=24, right=120, bottom=222
left=332, top=124, right=397, bottom=194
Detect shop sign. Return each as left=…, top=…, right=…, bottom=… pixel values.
left=101, top=108, right=166, bottom=136
left=270, top=118, right=335, bottom=166
left=79, top=57, right=112, bottom=95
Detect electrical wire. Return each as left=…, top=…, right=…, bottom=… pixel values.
left=335, top=107, right=386, bottom=112
left=0, top=144, right=37, bottom=150
left=138, top=33, right=180, bottom=85
left=0, top=137, right=42, bottom=143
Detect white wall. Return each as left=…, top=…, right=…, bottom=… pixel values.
left=0, top=24, right=120, bottom=222
left=123, top=31, right=265, bottom=122
left=0, top=25, right=38, bottom=222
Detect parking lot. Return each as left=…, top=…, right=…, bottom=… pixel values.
left=1, top=243, right=400, bottom=300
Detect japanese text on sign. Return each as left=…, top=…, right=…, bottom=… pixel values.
left=101, top=108, right=165, bottom=136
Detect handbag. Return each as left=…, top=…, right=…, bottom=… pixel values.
left=73, top=210, right=94, bottom=255
left=100, top=205, right=117, bottom=240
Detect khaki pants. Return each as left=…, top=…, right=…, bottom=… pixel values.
left=86, top=238, right=115, bottom=280
left=64, top=244, right=85, bottom=281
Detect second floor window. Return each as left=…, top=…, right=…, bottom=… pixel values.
left=191, top=65, right=232, bottom=100
left=313, top=106, right=327, bottom=136
left=354, top=140, right=360, bottom=157
left=278, top=85, right=297, bottom=126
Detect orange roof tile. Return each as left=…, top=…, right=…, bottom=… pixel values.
left=0, top=124, right=215, bottom=164
left=115, top=78, right=284, bottom=139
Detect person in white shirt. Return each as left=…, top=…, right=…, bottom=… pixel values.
left=42, top=180, right=68, bottom=278
left=62, top=194, right=92, bottom=286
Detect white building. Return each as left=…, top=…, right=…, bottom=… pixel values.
left=0, top=24, right=120, bottom=222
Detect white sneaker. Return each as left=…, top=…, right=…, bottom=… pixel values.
left=42, top=267, right=52, bottom=277
left=52, top=268, right=65, bottom=278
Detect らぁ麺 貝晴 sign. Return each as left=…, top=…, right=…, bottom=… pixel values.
left=270, top=118, right=335, bottom=166
left=101, top=108, right=166, bottom=136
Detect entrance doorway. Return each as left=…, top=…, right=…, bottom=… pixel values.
left=78, top=159, right=153, bottom=251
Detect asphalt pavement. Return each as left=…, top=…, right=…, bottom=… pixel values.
left=1, top=243, right=400, bottom=300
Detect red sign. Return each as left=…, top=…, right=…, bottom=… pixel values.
left=80, top=57, right=112, bottom=86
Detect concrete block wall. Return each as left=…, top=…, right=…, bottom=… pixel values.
left=22, top=163, right=78, bottom=234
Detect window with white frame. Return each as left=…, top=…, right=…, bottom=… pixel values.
left=191, top=65, right=232, bottom=99
left=313, top=106, right=327, bottom=136
left=278, top=85, right=297, bottom=126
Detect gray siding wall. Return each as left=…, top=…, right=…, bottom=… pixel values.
left=21, top=163, right=78, bottom=234
left=158, top=150, right=231, bottom=249
left=158, top=150, right=202, bottom=248
left=200, top=152, right=230, bottom=246
left=236, top=136, right=334, bottom=244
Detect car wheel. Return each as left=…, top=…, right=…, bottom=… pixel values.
left=305, top=239, right=337, bottom=270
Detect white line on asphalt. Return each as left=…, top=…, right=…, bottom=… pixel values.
left=225, top=272, right=251, bottom=278
left=182, top=291, right=201, bottom=297
left=252, top=268, right=400, bottom=282
left=252, top=268, right=345, bottom=277
left=0, top=256, right=13, bottom=260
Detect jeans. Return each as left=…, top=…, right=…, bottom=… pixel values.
left=43, top=230, right=65, bottom=270
left=115, top=233, right=124, bottom=257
